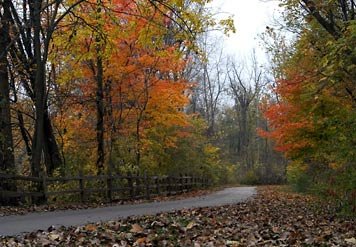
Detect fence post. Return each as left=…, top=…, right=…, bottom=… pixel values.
left=173, top=176, right=177, bottom=194
left=186, top=174, right=189, bottom=191
left=136, top=172, right=140, bottom=198
left=183, top=174, right=188, bottom=192
left=155, top=177, right=160, bottom=195
left=107, top=169, right=113, bottom=203
left=179, top=174, right=183, bottom=193
left=185, top=175, right=189, bottom=191
left=41, top=172, right=48, bottom=203
left=167, top=176, right=172, bottom=196
left=173, top=176, right=176, bottom=194
left=188, top=175, right=192, bottom=191
left=144, top=171, right=150, bottom=200
left=78, top=170, right=85, bottom=203
left=127, top=172, right=134, bottom=199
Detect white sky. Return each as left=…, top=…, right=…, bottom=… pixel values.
left=210, top=0, right=282, bottom=62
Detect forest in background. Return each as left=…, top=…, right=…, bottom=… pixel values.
left=0, top=0, right=355, bottom=212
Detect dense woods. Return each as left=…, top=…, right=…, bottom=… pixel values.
left=0, top=0, right=355, bottom=213
left=0, top=0, right=240, bottom=191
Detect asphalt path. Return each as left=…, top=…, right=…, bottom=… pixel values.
left=0, top=186, right=255, bottom=236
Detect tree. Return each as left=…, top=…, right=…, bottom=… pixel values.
left=0, top=0, right=15, bottom=172
left=227, top=54, right=264, bottom=171
left=197, top=36, right=226, bottom=137
left=4, top=0, right=88, bottom=178
left=260, top=0, right=356, bottom=212
left=282, top=0, right=356, bottom=103
left=0, top=0, right=17, bottom=205
left=47, top=0, right=233, bottom=176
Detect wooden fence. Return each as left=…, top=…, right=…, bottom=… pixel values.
left=0, top=172, right=211, bottom=205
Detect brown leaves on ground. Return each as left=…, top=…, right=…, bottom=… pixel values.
left=1, top=186, right=355, bottom=246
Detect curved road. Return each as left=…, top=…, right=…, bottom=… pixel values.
left=0, top=187, right=255, bottom=236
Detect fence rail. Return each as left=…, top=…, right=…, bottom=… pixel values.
left=0, top=172, right=210, bottom=205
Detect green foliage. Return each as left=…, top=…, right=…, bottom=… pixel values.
left=287, top=160, right=312, bottom=193
left=307, top=166, right=356, bottom=216
left=240, top=168, right=259, bottom=185
left=286, top=159, right=355, bottom=215
left=237, top=162, right=286, bottom=185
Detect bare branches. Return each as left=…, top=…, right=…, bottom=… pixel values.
left=227, top=54, right=265, bottom=109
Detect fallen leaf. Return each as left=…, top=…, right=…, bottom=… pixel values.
left=48, top=233, right=61, bottom=241
left=345, top=237, right=356, bottom=244
left=186, top=221, right=196, bottom=230
left=85, top=224, right=97, bottom=232
left=226, top=240, right=240, bottom=246
left=135, top=237, right=146, bottom=244
left=130, top=223, right=144, bottom=233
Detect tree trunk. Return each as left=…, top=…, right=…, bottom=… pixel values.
left=95, top=0, right=105, bottom=174
left=95, top=53, right=105, bottom=174
left=29, top=0, right=48, bottom=204
left=28, top=0, right=62, bottom=177
left=238, top=105, right=250, bottom=171
left=0, top=0, right=17, bottom=205
left=0, top=72, right=15, bottom=172
left=31, top=0, right=45, bottom=178
left=0, top=0, right=15, bottom=173
left=43, top=109, right=63, bottom=175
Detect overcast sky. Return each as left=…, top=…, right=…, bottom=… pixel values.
left=210, top=0, right=282, bottom=61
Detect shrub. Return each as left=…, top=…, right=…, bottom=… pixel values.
left=287, top=160, right=312, bottom=192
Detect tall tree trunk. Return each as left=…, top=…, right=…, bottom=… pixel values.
left=238, top=105, right=250, bottom=171
left=30, top=0, right=63, bottom=178
left=31, top=0, right=46, bottom=178
left=0, top=0, right=15, bottom=172
left=95, top=53, right=105, bottom=174
left=239, top=107, right=248, bottom=148
left=30, top=0, right=50, bottom=203
left=95, top=0, right=105, bottom=174
left=0, top=0, right=17, bottom=205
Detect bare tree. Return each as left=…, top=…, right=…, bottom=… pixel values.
left=227, top=53, right=264, bottom=170
left=187, top=34, right=227, bottom=136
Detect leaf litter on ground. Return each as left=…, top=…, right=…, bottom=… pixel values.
left=1, top=186, right=355, bottom=246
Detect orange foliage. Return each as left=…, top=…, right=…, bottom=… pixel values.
left=53, top=0, right=192, bottom=167
left=258, top=74, right=314, bottom=157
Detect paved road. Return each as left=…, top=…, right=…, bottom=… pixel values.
left=0, top=187, right=255, bottom=236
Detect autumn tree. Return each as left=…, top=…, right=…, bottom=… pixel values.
left=46, top=0, right=234, bottom=177
left=260, top=0, right=356, bottom=212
